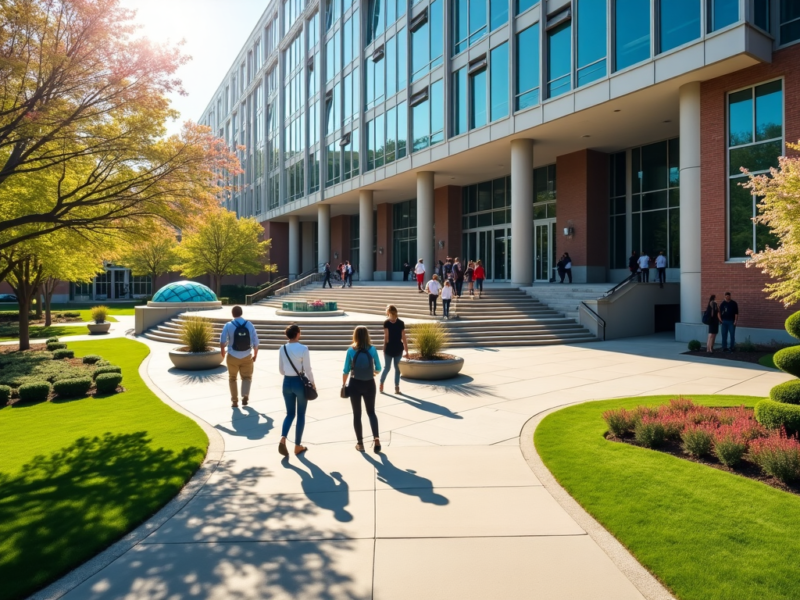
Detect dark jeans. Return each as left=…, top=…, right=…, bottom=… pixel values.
left=657, top=267, right=666, bottom=286
left=403, top=271, right=409, bottom=281
left=323, top=273, right=332, bottom=288
left=639, top=269, right=649, bottom=283
left=429, top=293, right=438, bottom=314
left=455, top=279, right=464, bottom=296
left=442, top=298, right=451, bottom=317
left=349, top=378, right=379, bottom=443
left=380, top=352, right=402, bottom=387
left=475, top=279, right=484, bottom=294
left=564, top=268, right=572, bottom=283
left=557, top=267, right=565, bottom=283
left=721, top=321, right=736, bottom=351
left=281, top=376, right=308, bottom=445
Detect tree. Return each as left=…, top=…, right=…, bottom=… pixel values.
left=744, top=142, right=800, bottom=307
left=175, top=210, right=275, bottom=295
left=117, top=225, right=179, bottom=295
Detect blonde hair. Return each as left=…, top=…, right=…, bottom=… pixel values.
left=351, top=325, right=372, bottom=350
left=386, top=304, right=398, bottom=318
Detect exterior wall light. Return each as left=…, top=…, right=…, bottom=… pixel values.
left=563, top=227, right=574, bottom=237
left=438, top=240, right=446, bottom=249
left=378, top=246, right=384, bottom=254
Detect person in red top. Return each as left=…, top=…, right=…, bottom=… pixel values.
left=473, top=260, right=485, bottom=299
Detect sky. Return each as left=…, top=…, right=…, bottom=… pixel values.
left=120, top=0, right=267, bottom=136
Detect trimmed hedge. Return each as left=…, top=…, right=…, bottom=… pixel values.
left=46, top=342, right=67, bottom=351
left=688, top=340, right=702, bottom=351
left=53, top=377, right=93, bottom=398
left=93, top=365, right=121, bottom=380
left=18, top=381, right=51, bottom=403
left=0, top=384, right=11, bottom=404
left=82, top=355, right=103, bottom=365
left=770, top=380, right=800, bottom=405
left=787, top=311, right=800, bottom=340
left=774, top=346, right=800, bottom=378
left=52, top=349, right=74, bottom=360
left=95, top=372, right=122, bottom=394
left=755, top=399, right=800, bottom=435
left=45, top=337, right=60, bottom=344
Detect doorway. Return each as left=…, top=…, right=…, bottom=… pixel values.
left=534, top=219, right=557, bottom=282
left=462, top=227, right=511, bottom=282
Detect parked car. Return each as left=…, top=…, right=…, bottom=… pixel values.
left=0, top=294, right=17, bottom=302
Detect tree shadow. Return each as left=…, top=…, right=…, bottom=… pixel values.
left=361, top=453, right=449, bottom=505
left=170, top=366, right=227, bottom=384
left=394, top=392, right=463, bottom=419
left=214, top=406, right=274, bottom=440
left=411, top=375, right=497, bottom=398
left=281, top=455, right=353, bottom=523
left=0, top=432, right=204, bottom=600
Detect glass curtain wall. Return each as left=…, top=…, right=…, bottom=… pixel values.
left=453, top=0, right=507, bottom=55
left=781, top=0, right=800, bottom=44
left=708, top=0, right=738, bottom=32
left=608, top=152, right=626, bottom=269
left=411, top=0, right=443, bottom=81
left=366, top=102, right=408, bottom=170
left=515, top=23, right=539, bottom=109
left=660, top=0, right=700, bottom=52
left=411, top=80, right=444, bottom=151
left=576, top=0, right=606, bottom=86
left=516, top=0, right=538, bottom=17
left=367, top=0, right=406, bottom=43
left=547, top=16, right=571, bottom=98
left=453, top=44, right=507, bottom=135
left=393, top=200, right=418, bottom=271
left=615, top=0, right=650, bottom=71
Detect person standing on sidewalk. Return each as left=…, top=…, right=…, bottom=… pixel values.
left=380, top=305, right=409, bottom=394
left=343, top=326, right=382, bottom=453
left=474, top=260, right=485, bottom=298
left=453, top=257, right=464, bottom=297
left=322, top=262, right=333, bottom=288
left=441, top=279, right=454, bottom=319
left=220, top=305, right=259, bottom=408
left=656, top=251, right=667, bottom=288
left=340, top=262, right=348, bottom=288
left=719, top=292, right=739, bottom=352
left=465, top=260, right=475, bottom=297
left=563, top=253, right=573, bottom=284
left=637, top=251, right=650, bottom=283
left=278, top=324, right=314, bottom=456
left=402, top=261, right=411, bottom=282
left=415, top=258, right=426, bottom=292
left=704, top=295, right=720, bottom=354
left=425, top=274, right=442, bottom=315
left=628, top=251, right=639, bottom=280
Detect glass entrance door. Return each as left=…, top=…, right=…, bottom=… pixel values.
left=534, top=219, right=557, bottom=282
left=462, top=227, right=511, bottom=281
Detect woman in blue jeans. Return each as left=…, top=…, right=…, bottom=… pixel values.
left=278, top=324, right=315, bottom=456
left=380, top=305, right=409, bottom=394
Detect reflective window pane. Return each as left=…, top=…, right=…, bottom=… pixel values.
left=615, top=0, right=650, bottom=71
left=516, top=0, right=537, bottom=16
left=781, top=0, right=800, bottom=44
left=710, top=0, right=738, bottom=32
left=470, top=68, right=487, bottom=129
left=387, top=36, right=397, bottom=97
left=398, top=28, right=408, bottom=89
left=729, top=140, right=782, bottom=175
left=490, top=0, right=508, bottom=31
left=577, top=0, right=606, bottom=86
left=728, top=177, right=752, bottom=257
left=397, top=101, right=408, bottom=157
left=431, top=79, right=445, bottom=144
left=641, top=141, right=667, bottom=192
left=755, top=80, right=783, bottom=141
left=490, top=42, right=509, bottom=121
left=431, top=0, right=444, bottom=66
left=547, top=21, right=571, bottom=98
left=412, top=98, right=430, bottom=151
left=728, top=89, right=753, bottom=147
left=454, top=67, right=468, bottom=135
left=660, top=0, right=700, bottom=53
left=516, top=24, right=539, bottom=109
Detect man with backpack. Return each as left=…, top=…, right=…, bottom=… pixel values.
left=220, top=305, right=260, bottom=407
left=453, top=257, right=464, bottom=297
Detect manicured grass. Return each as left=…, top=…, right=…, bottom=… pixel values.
left=0, top=324, right=89, bottom=341
left=51, top=303, right=140, bottom=322
left=535, top=395, right=800, bottom=600
left=0, top=339, right=207, bottom=600
left=758, top=353, right=778, bottom=369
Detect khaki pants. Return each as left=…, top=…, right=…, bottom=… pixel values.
left=226, top=354, right=254, bottom=401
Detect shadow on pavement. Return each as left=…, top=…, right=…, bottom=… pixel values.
left=214, top=406, right=275, bottom=440
left=282, top=455, right=353, bottom=523
left=395, top=393, right=463, bottom=419
left=362, top=453, right=448, bottom=505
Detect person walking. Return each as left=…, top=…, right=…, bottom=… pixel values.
left=278, top=324, right=315, bottom=456
left=220, top=305, right=260, bottom=408
left=656, top=251, right=667, bottom=288
left=343, top=326, right=382, bottom=453
left=322, top=262, right=333, bottom=288
left=402, top=261, right=411, bottom=282
left=628, top=251, right=639, bottom=280
left=556, top=254, right=567, bottom=283
left=719, top=291, right=739, bottom=352
left=441, top=280, right=454, bottom=319
left=345, top=261, right=354, bottom=287
left=425, top=274, right=442, bottom=316
left=563, top=253, right=573, bottom=284
left=465, top=260, right=475, bottom=297
left=637, top=251, right=650, bottom=283
left=443, top=257, right=453, bottom=283
left=704, top=295, right=720, bottom=354
left=380, top=305, right=409, bottom=394
left=474, top=260, right=485, bottom=298
left=453, top=257, right=464, bottom=297
left=340, top=262, right=348, bottom=288
left=414, top=258, right=426, bottom=292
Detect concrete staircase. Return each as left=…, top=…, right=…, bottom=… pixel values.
left=520, top=283, right=615, bottom=321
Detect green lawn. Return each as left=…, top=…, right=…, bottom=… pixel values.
left=51, top=302, right=140, bottom=322
left=0, top=324, right=89, bottom=341
left=0, top=339, right=207, bottom=600
left=758, top=353, right=778, bottom=369
left=535, top=395, right=800, bottom=600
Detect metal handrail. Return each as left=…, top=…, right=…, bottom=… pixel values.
left=580, top=301, right=606, bottom=341
left=245, top=278, right=288, bottom=305
left=604, top=273, right=637, bottom=297
left=275, top=272, right=324, bottom=297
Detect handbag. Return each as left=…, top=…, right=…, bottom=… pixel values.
left=283, top=346, right=318, bottom=400
left=340, top=377, right=351, bottom=399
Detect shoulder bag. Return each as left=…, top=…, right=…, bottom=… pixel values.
left=283, top=345, right=318, bottom=400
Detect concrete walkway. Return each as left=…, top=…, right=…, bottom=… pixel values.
left=52, top=334, right=791, bottom=599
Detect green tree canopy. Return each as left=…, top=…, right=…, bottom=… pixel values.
left=117, top=224, right=179, bottom=291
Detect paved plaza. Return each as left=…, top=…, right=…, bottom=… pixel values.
left=46, top=333, right=791, bottom=600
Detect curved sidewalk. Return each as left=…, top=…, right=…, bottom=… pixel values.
left=40, top=334, right=790, bottom=599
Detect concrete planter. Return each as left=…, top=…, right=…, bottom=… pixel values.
left=399, top=356, right=465, bottom=380
left=87, top=322, right=111, bottom=334
left=168, top=348, right=224, bottom=371
left=275, top=309, right=345, bottom=317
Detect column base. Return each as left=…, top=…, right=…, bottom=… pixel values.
left=675, top=322, right=707, bottom=343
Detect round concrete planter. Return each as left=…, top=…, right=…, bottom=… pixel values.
left=168, top=348, right=224, bottom=371
left=399, top=356, right=465, bottom=380
left=275, top=309, right=345, bottom=317
left=87, top=322, right=111, bottom=334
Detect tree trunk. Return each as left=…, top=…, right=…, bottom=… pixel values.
left=34, top=288, right=43, bottom=320
left=11, top=258, right=44, bottom=351
left=214, top=274, right=221, bottom=296
left=44, top=289, right=53, bottom=327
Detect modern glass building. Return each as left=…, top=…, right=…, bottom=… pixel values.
left=200, top=0, right=800, bottom=341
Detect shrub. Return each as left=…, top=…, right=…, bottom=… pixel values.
left=0, top=385, right=11, bottom=404
left=90, top=305, right=109, bottom=323
left=774, top=346, right=800, bottom=379
left=52, top=349, right=74, bottom=360
left=18, top=381, right=51, bottom=403
left=218, top=297, right=230, bottom=305
left=750, top=430, right=800, bottom=483
left=408, top=321, right=451, bottom=359
left=179, top=317, right=213, bottom=353
left=786, top=311, right=800, bottom=340
left=687, top=340, right=702, bottom=351
left=603, top=408, right=635, bottom=437
left=53, top=377, right=93, bottom=398
left=82, top=355, right=103, bottom=365
left=713, top=425, right=749, bottom=467
left=736, top=337, right=758, bottom=353
left=46, top=342, right=66, bottom=351
left=93, top=365, right=122, bottom=379
left=95, top=372, right=123, bottom=394
left=770, top=380, right=800, bottom=405
left=668, top=397, right=696, bottom=414
left=659, top=414, right=685, bottom=440
left=682, top=423, right=715, bottom=457
left=45, top=336, right=60, bottom=344
left=755, top=399, right=800, bottom=434
left=634, top=416, right=666, bottom=448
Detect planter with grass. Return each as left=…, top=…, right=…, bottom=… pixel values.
left=168, top=316, right=223, bottom=370
left=87, top=305, right=111, bottom=334
left=399, top=322, right=464, bottom=380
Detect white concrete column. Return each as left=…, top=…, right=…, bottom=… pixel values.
left=416, top=171, right=435, bottom=273
left=359, top=190, right=374, bottom=281
left=301, top=222, right=315, bottom=272
left=679, top=82, right=702, bottom=324
left=511, top=139, right=534, bottom=286
left=317, top=203, right=331, bottom=267
left=288, top=215, right=300, bottom=279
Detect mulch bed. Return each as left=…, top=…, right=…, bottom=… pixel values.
left=683, top=349, right=777, bottom=365
left=608, top=433, right=800, bottom=496
left=0, top=344, right=48, bottom=354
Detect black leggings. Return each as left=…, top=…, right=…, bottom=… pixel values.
left=428, top=293, right=438, bottom=314
left=349, top=378, right=379, bottom=443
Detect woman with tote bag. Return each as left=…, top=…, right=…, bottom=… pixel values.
left=278, top=324, right=315, bottom=457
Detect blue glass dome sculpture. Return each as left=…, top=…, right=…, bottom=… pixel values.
left=152, top=281, right=218, bottom=303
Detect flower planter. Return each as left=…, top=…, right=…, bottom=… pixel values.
left=87, top=322, right=111, bottom=334
left=168, top=348, right=224, bottom=371
left=399, top=356, right=465, bottom=380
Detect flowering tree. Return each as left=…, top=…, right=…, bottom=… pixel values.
left=744, top=142, right=800, bottom=307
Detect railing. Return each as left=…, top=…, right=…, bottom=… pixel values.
left=603, top=273, right=637, bottom=297
left=275, top=272, right=324, bottom=297
left=245, top=278, right=288, bottom=305
left=579, top=301, right=606, bottom=341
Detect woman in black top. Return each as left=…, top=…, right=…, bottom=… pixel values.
left=379, top=304, right=409, bottom=394
left=706, top=294, right=720, bottom=353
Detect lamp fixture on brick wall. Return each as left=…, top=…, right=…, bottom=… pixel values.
left=563, top=220, right=575, bottom=238
left=438, top=240, right=446, bottom=249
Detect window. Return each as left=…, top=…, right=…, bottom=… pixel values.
left=609, top=152, right=626, bottom=269
left=631, top=139, right=680, bottom=268
left=309, top=13, right=320, bottom=48
left=577, top=0, right=606, bottom=86
left=615, top=0, right=650, bottom=71
left=728, top=80, right=783, bottom=258
left=547, top=16, right=571, bottom=98
left=453, top=67, right=468, bottom=135
left=516, top=23, right=539, bottom=109
left=393, top=200, right=417, bottom=272
left=398, top=28, right=408, bottom=90
left=284, top=0, right=304, bottom=34
left=462, top=177, right=511, bottom=230
left=341, top=128, right=360, bottom=181
left=708, top=0, right=738, bottom=32
left=470, top=64, right=487, bottom=129
left=412, top=80, right=444, bottom=151
left=516, top=0, right=538, bottom=16
left=490, top=0, right=508, bottom=30
left=366, top=52, right=385, bottom=109
left=490, top=43, right=508, bottom=121
left=533, top=164, right=556, bottom=204
left=366, top=102, right=407, bottom=171
left=660, top=0, right=700, bottom=53
left=411, top=0, right=443, bottom=81
left=368, top=0, right=405, bottom=42
left=780, top=0, right=800, bottom=44
left=453, top=0, right=503, bottom=55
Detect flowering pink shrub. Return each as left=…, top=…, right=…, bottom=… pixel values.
left=713, top=424, right=749, bottom=467
left=750, top=429, right=800, bottom=483
left=668, top=397, right=696, bottom=414
left=635, top=416, right=667, bottom=448
left=682, top=423, right=715, bottom=457
left=602, top=408, right=636, bottom=438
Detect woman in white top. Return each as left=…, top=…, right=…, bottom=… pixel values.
left=425, top=274, right=442, bottom=316
left=278, top=324, right=315, bottom=456
left=441, top=279, right=454, bottom=319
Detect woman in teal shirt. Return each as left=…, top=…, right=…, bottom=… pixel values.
left=342, top=326, right=382, bottom=453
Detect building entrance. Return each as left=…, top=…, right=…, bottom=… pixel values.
left=534, top=219, right=557, bottom=282
left=462, top=227, right=511, bottom=282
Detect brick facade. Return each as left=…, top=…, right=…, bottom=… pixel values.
left=434, top=186, right=463, bottom=264
left=262, top=220, right=290, bottom=280
left=376, top=203, right=393, bottom=277
left=700, top=44, right=800, bottom=330
left=329, top=215, right=352, bottom=268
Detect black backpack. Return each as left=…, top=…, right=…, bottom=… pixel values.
left=231, top=320, right=252, bottom=351
left=352, top=349, right=374, bottom=380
